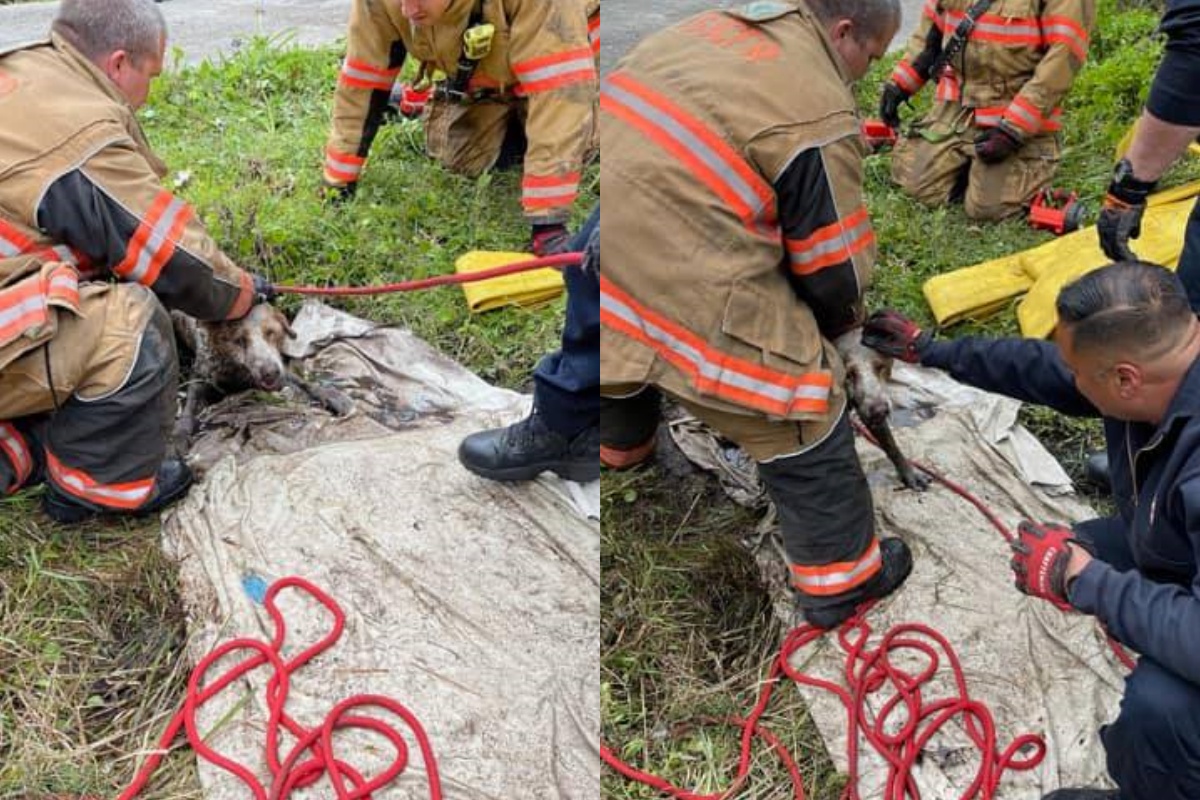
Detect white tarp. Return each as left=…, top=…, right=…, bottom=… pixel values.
left=162, top=302, right=599, bottom=799
left=670, top=362, right=1126, bottom=799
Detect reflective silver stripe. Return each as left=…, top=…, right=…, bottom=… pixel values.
left=56, top=472, right=152, bottom=504
left=603, top=81, right=767, bottom=220
left=1006, top=103, right=1040, bottom=128
left=0, top=424, right=30, bottom=476
left=515, top=55, right=595, bottom=85
left=0, top=235, right=22, bottom=257
left=0, top=294, right=45, bottom=329
left=792, top=541, right=882, bottom=591
left=48, top=272, right=78, bottom=296
left=125, top=196, right=188, bottom=283
left=325, top=154, right=363, bottom=176
left=788, top=215, right=872, bottom=270
left=973, top=20, right=1040, bottom=38
left=523, top=183, right=578, bottom=200
left=1043, top=22, right=1087, bottom=51
left=50, top=245, right=76, bottom=264
left=602, top=288, right=829, bottom=407
left=340, top=61, right=397, bottom=87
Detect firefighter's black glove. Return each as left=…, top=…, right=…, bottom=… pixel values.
left=1098, top=159, right=1158, bottom=262
left=861, top=309, right=932, bottom=364
left=531, top=223, right=572, bottom=257
left=251, top=272, right=276, bottom=304
left=1010, top=520, right=1077, bottom=612
left=878, top=82, right=909, bottom=131
left=973, top=124, right=1023, bottom=165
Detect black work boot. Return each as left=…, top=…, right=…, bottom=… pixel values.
left=42, top=459, right=194, bottom=525
left=802, top=538, right=914, bottom=630
left=1042, top=790, right=1119, bottom=799
left=458, top=413, right=599, bottom=483
left=1083, top=451, right=1111, bottom=494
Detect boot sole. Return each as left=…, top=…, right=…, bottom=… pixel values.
left=463, top=459, right=599, bottom=483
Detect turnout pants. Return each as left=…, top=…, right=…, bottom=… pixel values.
left=425, top=97, right=530, bottom=179
left=534, top=206, right=600, bottom=438
left=1075, top=516, right=1200, bottom=799
left=600, top=386, right=883, bottom=614
left=891, top=101, right=1060, bottom=221
left=0, top=283, right=177, bottom=511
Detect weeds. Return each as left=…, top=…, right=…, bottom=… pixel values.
left=0, top=37, right=596, bottom=795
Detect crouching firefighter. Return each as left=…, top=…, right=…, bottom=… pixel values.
left=0, top=0, right=272, bottom=524
left=599, top=0, right=914, bottom=629
left=323, top=0, right=600, bottom=256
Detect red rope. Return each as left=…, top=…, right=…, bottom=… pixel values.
left=272, top=252, right=583, bottom=296
left=599, top=421, right=1057, bottom=800
left=116, top=576, right=441, bottom=800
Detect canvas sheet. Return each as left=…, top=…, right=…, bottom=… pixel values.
left=670, top=362, right=1127, bottom=798
left=161, top=301, right=600, bottom=799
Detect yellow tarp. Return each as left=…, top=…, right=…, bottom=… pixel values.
left=922, top=179, right=1200, bottom=338
left=455, top=249, right=564, bottom=313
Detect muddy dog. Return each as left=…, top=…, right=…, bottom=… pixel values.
left=835, top=330, right=930, bottom=491
left=171, top=305, right=351, bottom=443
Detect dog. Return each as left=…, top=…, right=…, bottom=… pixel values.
left=171, top=304, right=350, bottom=442
left=835, top=330, right=930, bottom=492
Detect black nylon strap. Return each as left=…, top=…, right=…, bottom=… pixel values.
left=928, top=0, right=996, bottom=79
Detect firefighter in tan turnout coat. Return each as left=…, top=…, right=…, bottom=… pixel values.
left=324, top=0, right=600, bottom=255
left=882, top=0, right=1094, bottom=220
left=0, top=0, right=270, bottom=524
left=600, top=0, right=914, bottom=629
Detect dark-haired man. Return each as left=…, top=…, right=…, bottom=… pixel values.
left=862, top=261, right=1200, bottom=800
left=0, top=0, right=272, bottom=523
left=600, top=0, right=913, bottom=630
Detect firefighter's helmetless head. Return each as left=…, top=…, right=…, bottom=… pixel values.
left=808, top=0, right=902, bottom=82
left=51, top=0, right=167, bottom=110
left=402, top=0, right=454, bottom=27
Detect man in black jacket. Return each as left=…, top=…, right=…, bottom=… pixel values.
left=863, top=262, right=1200, bottom=800
left=1098, top=0, right=1200, bottom=308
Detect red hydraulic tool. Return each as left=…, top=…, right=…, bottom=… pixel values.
left=1028, top=188, right=1086, bottom=236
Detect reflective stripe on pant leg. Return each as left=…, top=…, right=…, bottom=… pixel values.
left=45, top=296, right=177, bottom=512
left=0, top=421, right=33, bottom=494
left=534, top=208, right=600, bottom=437
left=1102, top=656, right=1200, bottom=800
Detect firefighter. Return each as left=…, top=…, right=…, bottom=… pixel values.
left=322, top=0, right=600, bottom=256
left=0, top=0, right=271, bottom=524
left=457, top=205, right=599, bottom=483
left=863, top=263, right=1200, bottom=800
left=880, top=0, right=1094, bottom=220
left=600, top=0, right=913, bottom=630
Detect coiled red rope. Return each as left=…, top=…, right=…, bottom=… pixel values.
left=600, top=421, right=1065, bottom=800
left=272, top=252, right=583, bottom=296
left=117, top=576, right=441, bottom=800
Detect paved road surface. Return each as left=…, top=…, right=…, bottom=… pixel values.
left=0, top=0, right=351, bottom=65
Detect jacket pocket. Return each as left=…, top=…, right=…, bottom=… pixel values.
left=720, top=280, right=821, bottom=367
left=0, top=263, right=80, bottom=371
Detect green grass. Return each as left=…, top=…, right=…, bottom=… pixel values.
left=0, top=38, right=595, bottom=796
left=601, top=2, right=1153, bottom=797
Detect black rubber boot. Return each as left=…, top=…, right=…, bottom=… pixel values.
left=1042, top=790, right=1120, bottom=799
left=458, top=413, right=599, bottom=483
left=1083, top=451, right=1111, bottom=493
left=42, top=458, right=194, bottom=525
left=802, top=538, right=914, bottom=630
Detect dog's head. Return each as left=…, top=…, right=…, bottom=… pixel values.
left=835, top=329, right=893, bottom=427
left=211, top=304, right=297, bottom=392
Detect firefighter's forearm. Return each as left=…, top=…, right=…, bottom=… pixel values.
left=1125, top=110, right=1200, bottom=183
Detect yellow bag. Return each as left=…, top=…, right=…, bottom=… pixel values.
left=455, top=250, right=564, bottom=313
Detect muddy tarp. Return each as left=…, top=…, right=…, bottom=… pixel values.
left=162, top=302, right=599, bottom=799
left=671, top=362, right=1126, bottom=798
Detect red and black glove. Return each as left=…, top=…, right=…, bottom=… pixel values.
left=1097, top=158, right=1158, bottom=262
left=531, top=223, right=572, bottom=257
left=1010, top=520, right=1077, bottom=612
left=861, top=309, right=933, bottom=363
left=878, top=82, right=909, bottom=130
left=973, top=124, right=1023, bottom=165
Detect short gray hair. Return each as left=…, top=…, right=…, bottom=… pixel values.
left=52, top=0, right=166, bottom=64
left=807, top=0, right=902, bottom=42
